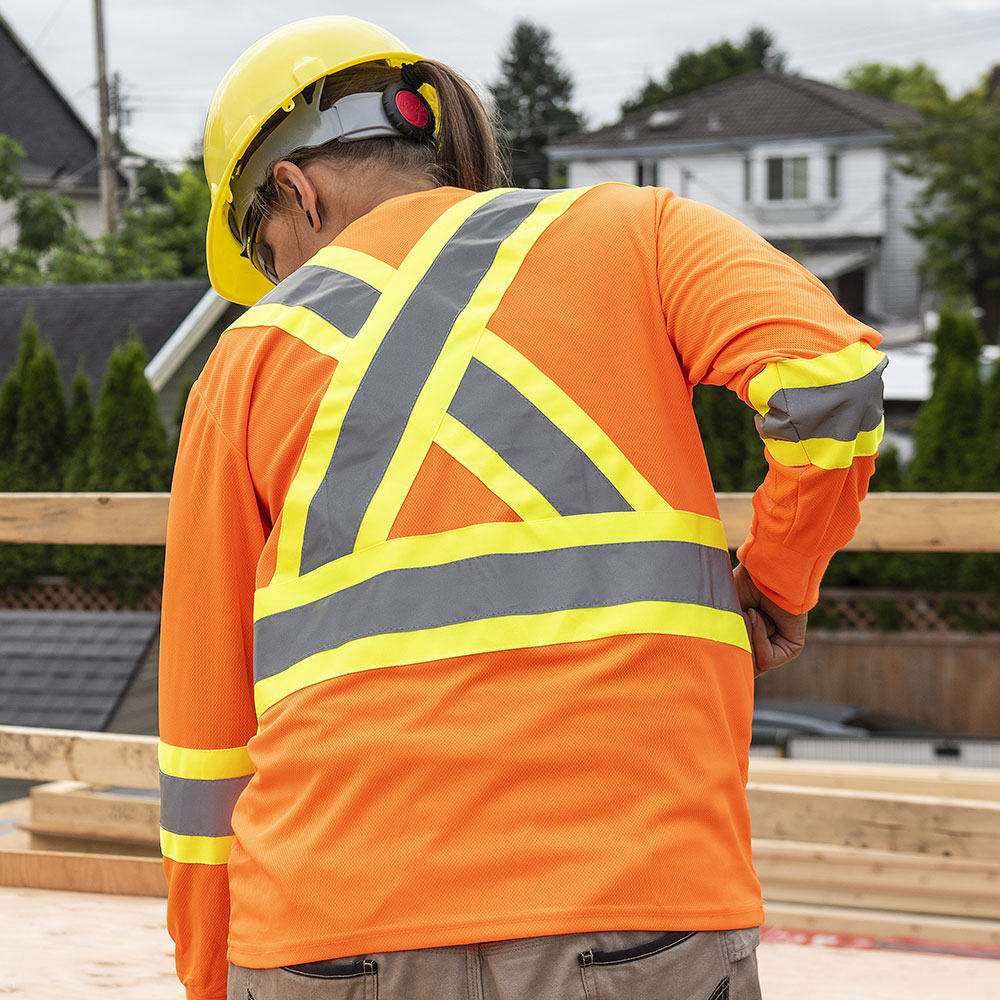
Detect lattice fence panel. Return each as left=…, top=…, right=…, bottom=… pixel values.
left=0, top=577, right=161, bottom=612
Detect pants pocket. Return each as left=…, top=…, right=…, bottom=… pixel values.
left=231, top=958, right=378, bottom=1000
left=578, top=930, right=728, bottom=1000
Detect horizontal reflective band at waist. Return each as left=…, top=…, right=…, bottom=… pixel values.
left=159, top=771, right=253, bottom=839
left=762, top=356, right=887, bottom=443
left=255, top=538, right=739, bottom=684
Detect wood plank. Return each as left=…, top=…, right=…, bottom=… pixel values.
left=753, top=839, right=1000, bottom=919
left=0, top=491, right=997, bottom=551
left=22, top=823, right=161, bottom=857
left=0, top=848, right=166, bottom=896
left=0, top=492, right=170, bottom=545
left=30, top=781, right=160, bottom=839
left=748, top=759, right=1000, bottom=802
left=748, top=783, right=1000, bottom=859
left=716, top=492, right=1000, bottom=552
left=762, top=901, right=1000, bottom=947
left=0, top=726, right=158, bottom=789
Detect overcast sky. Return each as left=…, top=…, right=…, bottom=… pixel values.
left=3, top=0, right=999, bottom=162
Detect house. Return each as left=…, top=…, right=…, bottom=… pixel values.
left=548, top=72, right=924, bottom=329
left=0, top=12, right=126, bottom=244
left=0, top=282, right=240, bottom=429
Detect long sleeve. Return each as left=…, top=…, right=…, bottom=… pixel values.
left=656, top=194, right=884, bottom=613
left=159, top=384, right=266, bottom=1000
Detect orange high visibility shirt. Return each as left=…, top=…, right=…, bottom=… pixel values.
left=160, top=184, right=882, bottom=999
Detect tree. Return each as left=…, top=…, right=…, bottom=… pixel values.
left=894, top=92, right=1000, bottom=342
left=621, top=26, right=786, bottom=115
left=490, top=22, right=583, bottom=187
left=79, top=337, right=171, bottom=596
left=842, top=61, right=949, bottom=109
left=0, top=309, right=42, bottom=489
left=0, top=134, right=210, bottom=285
left=692, top=384, right=766, bottom=492
left=0, top=316, right=66, bottom=585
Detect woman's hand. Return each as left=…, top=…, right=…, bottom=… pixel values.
left=732, top=563, right=807, bottom=676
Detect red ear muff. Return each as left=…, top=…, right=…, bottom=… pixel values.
left=382, top=83, right=436, bottom=143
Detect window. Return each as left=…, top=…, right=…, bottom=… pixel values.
left=766, top=156, right=808, bottom=201
left=635, top=160, right=659, bottom=187
left=827, top=153, right=840, bottom=200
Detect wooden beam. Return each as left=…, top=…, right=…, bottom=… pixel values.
left=753, top=839, right=1000, bottom=919
left=30, top=781, right=160, bottom=840
left=0, top=848, right=166, bottom=896
left=748, top=758, right=1000, bottom=802
left=762, top=901, right=1000, bottom=947
left=0, top=726, right=158, bottom=790
left=717, top=492, right=1000, bottom=552
left=0, top=492, right=170, bottom=545
left=0, top=492, right=998, bottom=550
left=748, top=783, right=1000, bottom=859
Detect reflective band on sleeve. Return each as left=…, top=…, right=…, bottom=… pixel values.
left=258, top=265, right=381, bottom=339
left=448, top=358, right=632, bottom=516
left=157, top=741, right=253, bottom=781
left=159, top=772, right=252, bottom=838
left=300, top=190, right=552, bottom=575
left=255, top=537, right=739, bottom=684
left=761, top=421, right=884, bottom=470
left=160, top=829, right=235, bottom=866
left=761, top=356, right=887, bottom=443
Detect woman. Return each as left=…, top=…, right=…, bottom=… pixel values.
left=160, top=16, right=884, bottom=1000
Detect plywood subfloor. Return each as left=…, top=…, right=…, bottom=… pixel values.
left=1, top=886, right=998, bottom=999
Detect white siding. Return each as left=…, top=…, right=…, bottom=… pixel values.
left=566, top=159, right=636, bottom=187
left=880, top=166, right=924, bottom=319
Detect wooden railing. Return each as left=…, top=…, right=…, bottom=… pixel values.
left=2, top=492, right=1000, bottom=940
left=2, top=491, right=999, bottom=550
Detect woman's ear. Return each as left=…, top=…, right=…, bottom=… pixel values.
left=272, top=160, right=322, bottom=231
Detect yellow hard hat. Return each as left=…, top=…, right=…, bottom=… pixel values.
left=204, top=16, right=425, bottom=305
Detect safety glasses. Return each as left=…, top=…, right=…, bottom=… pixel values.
left=229, top=202, right=279, bottom=286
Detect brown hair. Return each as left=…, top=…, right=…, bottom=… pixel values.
left=249, top=59, right=505, bottom=223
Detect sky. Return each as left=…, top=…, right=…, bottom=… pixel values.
left=2, top=0, right=1000, bottom=163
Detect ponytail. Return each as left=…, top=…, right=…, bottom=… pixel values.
left=408, top=60, right=505, bottom=191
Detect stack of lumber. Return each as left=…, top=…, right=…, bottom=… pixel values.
left=747, top=757, right=1000, bottom=945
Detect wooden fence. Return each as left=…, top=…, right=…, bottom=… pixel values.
left=1, top=491, right=1000, bottom=942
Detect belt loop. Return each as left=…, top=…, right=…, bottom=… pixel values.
left=578, top=949, right=594, bottom=968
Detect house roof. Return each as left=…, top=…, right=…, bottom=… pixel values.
left=0, top=14, right=107, bottom=191
left=0, top=610, right=159, bottom=731
left=0, top=280, right=211, bottom=397
left=550, top=71, right=921, bottom=153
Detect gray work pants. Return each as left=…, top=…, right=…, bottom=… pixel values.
left=228, top=927, right=761, bottom=1000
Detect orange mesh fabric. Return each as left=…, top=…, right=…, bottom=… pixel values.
left=160, top=183, right=879, bottom=997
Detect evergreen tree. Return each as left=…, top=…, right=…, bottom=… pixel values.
left=490, top=22, right=583, bottom=187
left=621, top=26, right=786, bottom=114
left=54, top=363, right=96, bottom=581
left=692, top=384, right=766, bottom=492
left=78, top=337, right=171, bottom=597
left=0, top=330, right=66, bottom=585
left=0, top=309, right=41, bottom=487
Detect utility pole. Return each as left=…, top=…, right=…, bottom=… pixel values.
left=93, top=0, right=118, bottom=233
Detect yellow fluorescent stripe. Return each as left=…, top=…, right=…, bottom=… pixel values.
left=158, top=741, right=253, bottom=781
left=229, top=302, right=354, bottom=360
left=355, top=188, right=592, bottom=551
left=160, top=829, right=234, bottom=865
left=254, top=601, right=750, bottom=717
left=434, top=413, right=559, bottom=521
left=274, top=188, right=509, bottom=581
left=474, top=331, right=671, bottom=513
left=255, top=509, right=727, bottom=619
left=307, top=245, right=396, bottom=291
left=764, top=420, right=884, bottom=470
left=747, top=341, right=885, bottom=412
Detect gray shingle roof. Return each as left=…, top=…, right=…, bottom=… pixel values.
left=0, top=280, right=211, bottom=396
left=0, top=14, right=106, bottom=190
left=551, top=71, right=921, bottom=151
left=0, top=610, right=159, bottom=731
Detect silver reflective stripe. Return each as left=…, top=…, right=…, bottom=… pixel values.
left=258, top=265, right=380, bottom=338
left=158, top=772, right=252, bottom=839
left=256, top=539, right=738, bottom=683
left=301, top=190, right=552, bottom=575
left=448, top=358, right=631, bottom=515
left=762, top=357, right=887, bottom=443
